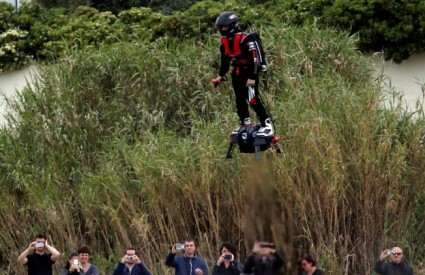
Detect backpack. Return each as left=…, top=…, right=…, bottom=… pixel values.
left=249, top=32, right=267, bottom=72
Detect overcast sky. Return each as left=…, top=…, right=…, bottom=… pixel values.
left=1, top=0, right=20, bottom=8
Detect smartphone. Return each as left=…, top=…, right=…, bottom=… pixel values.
left=223, top=254, right=234, bottom=261
left=35, top=242, right=44, bottom=248
left=175, top=244, right=185, bottom=250
left=73, top=259, right=79, bottom=267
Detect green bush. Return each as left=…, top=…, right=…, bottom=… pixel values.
left=321, top=0, right=425, bottom=62
left=0, top=28, right=31, bottom=71
left=0, top=2, right=15, bottom=32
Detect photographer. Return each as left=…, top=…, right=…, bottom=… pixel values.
left=212, top=242, right=243, bottom=275
left=165, top=238, right=208, bottom=275
left=374, top=247, right=413, bottom=275
left=61, top=252, right=84, bottom=275
left=242, top=242, right=284, bottom=275
left=17, top=234, right=61, bottom=275
left=112, top=247, right=151, bottom=275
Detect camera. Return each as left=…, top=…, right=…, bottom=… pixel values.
left=35, top=242, right=44, bottom=248
left=259, top=242, right=275, bottom=249
left=127, top=256, right=134, bottom=261
left=73, top=259, right=79, bottom=267
left=386, top=249, right=393, bottom=255
left=175, top=244, right=185, bottom=251
left=223, top=254, right=234, bottom=261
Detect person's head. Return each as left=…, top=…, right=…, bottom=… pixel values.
left=125, top=247, right=137, bottom=266
left=219, top=242, right=237, bottom=259
left=65, top=252, right=79, bottom=269
left=257, top=242, right=275, bottom=257
left=34, top=234, right=47, bottom=253
left=184, top=238, right=197, bottom=257
left=77, top=246, right=91, bottom=264
left=390, top=247, right=404, bottom=263
left=215, top=11, right=239, bottom=37
left=299, top=255, right=317, bottom=272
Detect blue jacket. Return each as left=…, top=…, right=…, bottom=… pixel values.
left=166, top=253, right=209, bottom=275
left=112, top=263, right=151, bottom=275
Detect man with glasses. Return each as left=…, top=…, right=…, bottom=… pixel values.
left=113, top=247, right=150, bottom=275
left=374, top=247, right=413, bottom=275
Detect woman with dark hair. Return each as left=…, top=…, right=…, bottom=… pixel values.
left=298, top=255, right=325, bottom=275
left=61, top=252, right=84, bottom=275
left=77, top=246, right=99, bottom=275
left=212, top=242, right=244, bottom=275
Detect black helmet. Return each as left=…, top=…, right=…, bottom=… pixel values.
left=215, top=11, right=238, bottom=36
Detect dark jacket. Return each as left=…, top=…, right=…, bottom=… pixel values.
left=299, top=269, right=325, bottom=275
left=166, top=253, right=209, bottom=275
left=242, top=252, right=284, bottom=275
left=374, top=260, right=413, bottom=275
left=212, top=260, right=244, bottom=275
left=112, top=263, right=151, bottom=275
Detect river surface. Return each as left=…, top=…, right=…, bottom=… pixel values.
left=1, top=55, right=425, bottom=125
left=0, top=65, right=39, bottom=125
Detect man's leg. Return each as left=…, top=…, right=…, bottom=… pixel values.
left=250, top=85, right=274, bottom=137
left=232, top=77, right=250, bottom=125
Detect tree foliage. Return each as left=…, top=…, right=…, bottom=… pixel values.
left=1, top=0, right=425, bottom=72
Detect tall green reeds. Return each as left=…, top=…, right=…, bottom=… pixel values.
left=0, top=22, right=424, bottom=274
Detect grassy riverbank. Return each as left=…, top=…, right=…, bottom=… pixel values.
left=1, top=22, right=425, bottom=274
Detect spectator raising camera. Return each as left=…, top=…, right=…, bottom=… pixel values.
left=212, top=242, right=243, bottom=275
left=18, top=234, right=61, bottom=275
left=61, top=252, right=84, bottom=275
left=374, top=247, right=413, bottom=275
left=112, top=247, right=151, bottom=275
left=242, top=241, right=284, bottom=275
left=166, top=238, right=208, bottom=275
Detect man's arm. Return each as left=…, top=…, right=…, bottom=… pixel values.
left=18, top=243, right=35, bottom=265
left=137, top=263, right=151, bottom=275
left=272, top=251, right=284, bottom=270
left=374, top=260, right=387, bottom=274
left=165, top=252, right=176, bottom=267
left=45, top=240, right=61, bottom=262
left=199, top=258, right=208, bottom=275
left=219, top=44, right=231, bottom=77
left=112, top=263, right=126, bottom=275
left=242, top=253, right=255, bottom=274
left=245, top=35, right=260, bottom=80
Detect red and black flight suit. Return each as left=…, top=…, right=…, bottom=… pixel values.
left=218, top=30, right=268, bottom=126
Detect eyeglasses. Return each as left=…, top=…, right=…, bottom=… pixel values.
left=392, top=253, right=402, bottom=256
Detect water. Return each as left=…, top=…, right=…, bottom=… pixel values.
left=373, top=52, right=425, bottom=111
left=0, top=65, right=38, bottom=125
left=0, top=55, right=424, bottom=125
